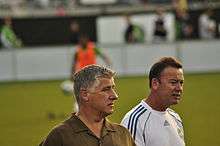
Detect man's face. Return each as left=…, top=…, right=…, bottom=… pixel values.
left=87, top=77, right=118, bottom=117
left=156, top=67, right=184, bottom=106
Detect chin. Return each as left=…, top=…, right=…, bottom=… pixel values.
left=105, top=110, right=114, bottom=116
left=172, top=100, right=180, bottom=105
left=171, top=97, right=181, bottom=104
left=102, top=112, right=112, bottom=117
left=108, top=110, right=114, bottom=114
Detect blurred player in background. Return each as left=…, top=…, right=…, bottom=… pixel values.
left=60, top=34, right=111, bottom=100
left=40, top=65, right=136, bottom=146
left=121, top=57, right=185, bottom=146
left=199, top=9, right=216, bottom=39
left=124, top=15, right=145, bottom=43
left=175, top=8, right=194, bottom=40
left=0, top=17, right=22, bottom=49
left=72, top=34, right=111, bottom=74
left=153, top=7, right=167, bottom=42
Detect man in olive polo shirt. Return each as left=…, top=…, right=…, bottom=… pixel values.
left=39, top=65, right=136, bottom=146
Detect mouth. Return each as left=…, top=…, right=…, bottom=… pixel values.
left=108, top=103, right=114, bottom=107
left=172, top=93, right=181, bottom=100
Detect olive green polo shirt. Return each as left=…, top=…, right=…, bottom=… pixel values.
left=40, top=115, right=136, bottom=146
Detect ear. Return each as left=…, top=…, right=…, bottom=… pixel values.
left=152, top=78, right=159, bottom=90
left=80, top=88, right=89, bottom=102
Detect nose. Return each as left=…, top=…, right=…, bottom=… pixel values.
left=175, top=82, right=183, bottom=91
left=109, top=89, right=118, bottom=100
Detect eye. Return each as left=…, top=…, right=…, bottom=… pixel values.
left=170, top=81, right=177, bottom=85
left=180, top=80, right=184, bottom=85
left=170, top=80, right=184, bottom=86
left=102, top=85, right=115, bottom=92
left=102, top=86, right=111, bottom=92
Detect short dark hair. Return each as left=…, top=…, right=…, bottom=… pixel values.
left=149, top=57, right=182, bottom=88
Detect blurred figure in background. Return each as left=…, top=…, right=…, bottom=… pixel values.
left=60, top=20, right=80, bottom=98
left=69, top=21, right=80, bottom=45
left=124, top=15, right=145, bottom=43
left=175, top=8, right=194, bottom=39
left=153, top=7, right=167, bottom=42
left=199, top=9, right=216, bottom=39
left=60, top=34, right=111, bottom=96
left=72, top=34, right=111, bottom=75
left=121, top=57, right=185, bottom=146
left=0, top=17, right=22, bottom=49
left=40, top=65, right=136, bottom=146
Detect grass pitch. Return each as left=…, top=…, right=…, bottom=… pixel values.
left=0, top=73, right=220, bottom=146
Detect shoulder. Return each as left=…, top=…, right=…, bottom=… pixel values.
left=48, top=122, right=69, bottom=136
left=39, top=123, right=67, bottom=146
left=121, top=102, right=151, bottom=130
left=122, top=102, right=150, bottom=121
left=87, top=41, right=95, bottom=48
left=106, top=122, right=136, bottom=146
left=47, top=117, right=75, bottom=137
left=108, top=122, right=133, bottom=136
left=167, top=108, right=182, bottom=122
left=107, top=121, right=128, bottom=130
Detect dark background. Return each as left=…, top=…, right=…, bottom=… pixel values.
left=0, top=8, right=219, bottom=47
left=0, top=16, right=97, bottom=47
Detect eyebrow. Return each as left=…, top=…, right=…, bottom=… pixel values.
left=169, top=79, right=184, bottom=82
left=102, top=84, right=115, bottom=89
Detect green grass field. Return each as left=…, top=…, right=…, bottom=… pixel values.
left=1, top=73, right=220, bottom=146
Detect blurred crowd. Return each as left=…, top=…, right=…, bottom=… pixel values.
left=0, top=0, right=219, bottom=49
left=123, top=7, right=218, bottom=43
left=0, top=0, right=219, bottom=9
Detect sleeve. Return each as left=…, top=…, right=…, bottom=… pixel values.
left=116, top=124, right=136, bottom=146
left=94, top=47, right=111, bottom=67
left=94, top=47, right=102, bottom=56
left=121, top=114, right=146, bottom=146
left=134, top=122, right=147, bottom=146
left=121, top=114, right=129, bottom=129
left=125, top=128, right=137, bottom=146
left=40, top=129, right=63, bottom=146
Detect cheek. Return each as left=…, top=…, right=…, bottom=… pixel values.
left=101, top=92, right=111, bottom=98
left=161, top=85, right=174, bottom=93
left=168, top=85, right=175, bottom=90
left=96, top=93, right=108, bottom=102
left=163, top=83, right=174, bottom=89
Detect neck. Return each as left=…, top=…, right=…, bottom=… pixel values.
left=75, top=106, right=104, bottom=138
left=145, top=93, right=168, bottom=111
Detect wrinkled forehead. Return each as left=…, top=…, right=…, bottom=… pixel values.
left=160, top=67, right=184, bottom=80
left=95, top=76, right=114, bottom=84
left=90, top=76, right=114, bottom=89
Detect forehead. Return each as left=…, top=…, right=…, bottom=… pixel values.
left=92, top=77, right=115, bottom=88
left=160, top=67, right=184, bottom=80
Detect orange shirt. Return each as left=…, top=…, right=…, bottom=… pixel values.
left=75, top=41, right=96, bottom=72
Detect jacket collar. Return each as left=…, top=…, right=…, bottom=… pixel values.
left=66, top=114, right=116, bottom=135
